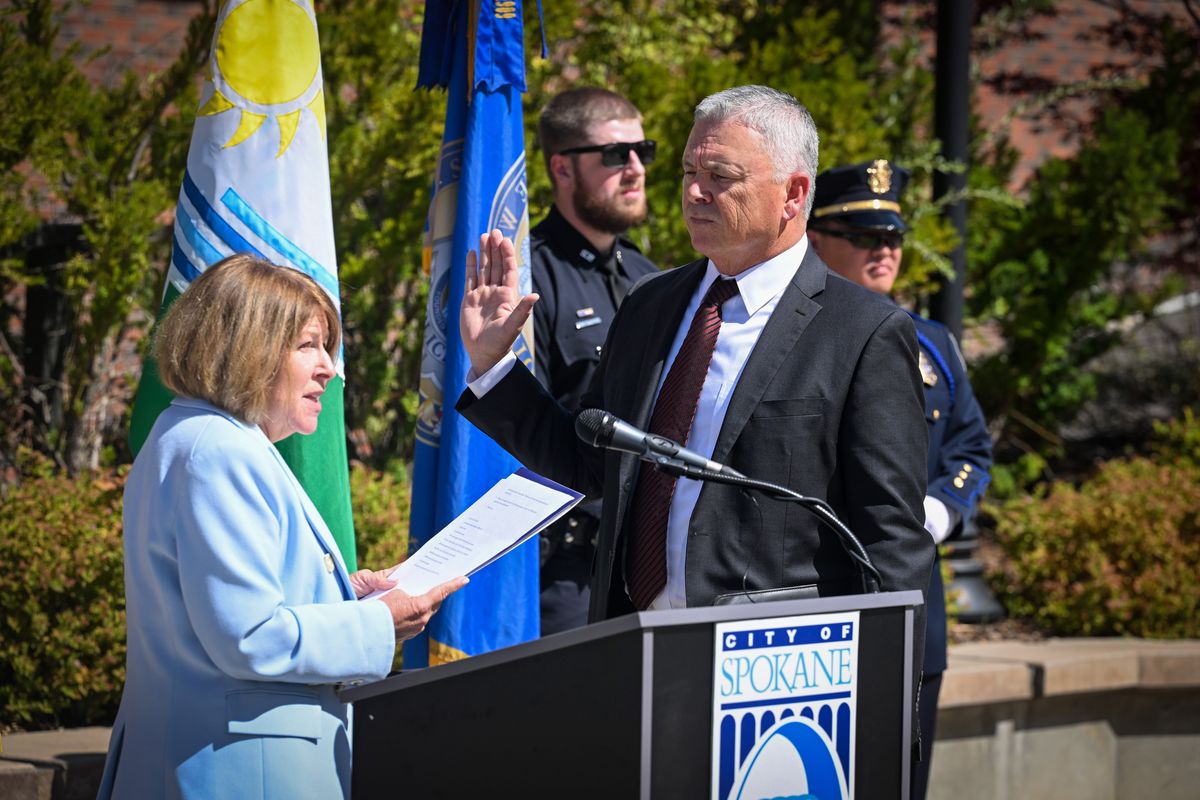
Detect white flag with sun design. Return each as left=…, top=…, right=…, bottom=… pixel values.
left=129, top=0, right=358, bottom=567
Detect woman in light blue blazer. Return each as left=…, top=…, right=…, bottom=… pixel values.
left=99, top=255, right=466, bottom=799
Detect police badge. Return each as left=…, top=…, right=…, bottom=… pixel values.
left=919, top=350, right=939, bottom=387
left=867, top=159, right=893, bottom=194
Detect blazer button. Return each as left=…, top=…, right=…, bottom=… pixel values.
left=324, top=553, right=335, bottom=573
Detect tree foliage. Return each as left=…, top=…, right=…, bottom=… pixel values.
left=318, top=0, right=964, bottom=465
left=0, top=0, right=213, bottom=474
left=965, top=2, right=1199, bottom=474
left=0, top=0, right=1196, bottom=479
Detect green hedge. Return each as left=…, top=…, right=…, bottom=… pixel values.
left=351, top=464, right=411, bottom=574
left=0, top=465, right=128, bottom=729
left=0, top=463, right=413, bottom=730
left=987, top=414, right=1200, bottom=637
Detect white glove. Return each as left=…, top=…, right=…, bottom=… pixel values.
left=923, top=495, right=960, bottom=545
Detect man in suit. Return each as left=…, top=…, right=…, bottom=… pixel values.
left=457, top=85, right=932, bottom=655
left=529, top=87, right=659, bottom=635
left=809, top=160, right=993, bottom=800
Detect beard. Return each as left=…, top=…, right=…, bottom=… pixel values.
left=572, top=180, right=648, bottom=235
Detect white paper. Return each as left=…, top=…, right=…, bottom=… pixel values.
left=363, top=469, right=582, bottom=600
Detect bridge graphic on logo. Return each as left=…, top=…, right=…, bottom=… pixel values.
left=717, top=698, right=851, bottom=800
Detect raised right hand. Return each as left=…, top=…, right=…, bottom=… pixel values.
left=460, top=230, right=539, bottom=376
left=379, top=576, right=469, bottom=642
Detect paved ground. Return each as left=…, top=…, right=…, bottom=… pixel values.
left=4, top=638, right=1197, bottom=798
left=0, top=727, right=110, bottom=800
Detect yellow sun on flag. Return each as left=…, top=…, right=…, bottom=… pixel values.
left=199, top=0, right=326, bottom=158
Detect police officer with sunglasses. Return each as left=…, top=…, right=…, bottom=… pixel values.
left=531, top=88, right=660, bottom=635
left=809, top=160, right=993, bottom=800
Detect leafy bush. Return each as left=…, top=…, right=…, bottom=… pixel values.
left=0, top=462, right=128, bottom=729
left=1153, top=407, right=1200, bottom=467
left=986, top=426, right=1200, bottom=638
left=0, top=461, right=413, bottom=729
left=351, top=463, right=412, bottom=573
left=349, top=464, right=413, bottom=672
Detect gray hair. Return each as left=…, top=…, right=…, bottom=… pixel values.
left=694, top=85, right=820, bottom=215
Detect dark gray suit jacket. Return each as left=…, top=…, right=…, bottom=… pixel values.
left=458, top=246, right=932, bottom=634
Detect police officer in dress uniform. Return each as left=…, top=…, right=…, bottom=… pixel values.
left=808, top=160, right=993, bottom=800
left=531, top=88, right=659, bottom=634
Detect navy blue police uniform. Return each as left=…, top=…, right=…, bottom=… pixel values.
left=529, top=205, right=657, bottom=635
left=909, top=313, right=991, bottom=677
left=907, top=311, right=991, bottom=800
left=811, top=160, right=993, bottom=800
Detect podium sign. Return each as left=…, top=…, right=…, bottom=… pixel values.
left=713, top=611, right=861, bottom=799
left=343, top=592, right=919, bottom=799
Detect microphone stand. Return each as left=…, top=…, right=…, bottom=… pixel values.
left=650, top=457, right=882, bottom=594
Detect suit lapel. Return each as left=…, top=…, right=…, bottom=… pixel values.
left=174, top=397, right=356, bottom=600
left=614, top=260, right=707, bottom=538
left=627, top=259, right=708, bottom=428
left=265, top=444, right=357, bottom=601
left=711, top=247, right=828, bottom=465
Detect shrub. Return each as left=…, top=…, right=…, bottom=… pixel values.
left=351, top=463, right=411, bottom=573
left=1153, top=407, right=1200, bottom=467
left=0, top=461, right=413, bottom=729
left=0, top=465, right=128, bottom=729
left=987, top=452, right=1200, bottom=638
left=350, top=464, right=413, bottom=673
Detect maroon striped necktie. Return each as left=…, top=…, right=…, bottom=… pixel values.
left=626, top=277, right=740, bottom=610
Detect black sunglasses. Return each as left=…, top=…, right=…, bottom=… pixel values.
left=812, top=227, right=904, bottom=251
left=558, top=139, right=657, bottom=168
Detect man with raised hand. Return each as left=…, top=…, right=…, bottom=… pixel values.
left=458, top=88, right=931, bottom=707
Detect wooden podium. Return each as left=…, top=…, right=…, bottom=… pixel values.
left=341, top=591, right=921, bottom=799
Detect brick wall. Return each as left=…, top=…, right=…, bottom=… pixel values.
left=883, top=0, right=1192, bottom=189
left=55, top=0, right=200, bottom=86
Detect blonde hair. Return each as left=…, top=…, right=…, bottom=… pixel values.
left=154, top=254, right=340, bottom=425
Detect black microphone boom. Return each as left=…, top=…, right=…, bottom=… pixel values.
left=574, top=407, right=881, bottom=594
left=574, top=408, right=745, bottom=477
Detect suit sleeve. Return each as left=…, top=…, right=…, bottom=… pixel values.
left=839, top=309, right=935, bottom=597
left=174, top=435, right=395, bottom=684
left=457, top=358, right=606, bottom=498
left=927, top=332, right=993, bottom=522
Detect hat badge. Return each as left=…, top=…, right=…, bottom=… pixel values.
left=867, top=159, right=892, bottom=194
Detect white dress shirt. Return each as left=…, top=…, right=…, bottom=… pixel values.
left=469, top=236, right=809, bottom=610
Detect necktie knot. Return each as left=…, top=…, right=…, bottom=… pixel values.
left=703, top=277, right=739, bottom=313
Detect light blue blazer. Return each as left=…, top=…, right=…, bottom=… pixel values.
left=98, top=398, right=395, bottom=799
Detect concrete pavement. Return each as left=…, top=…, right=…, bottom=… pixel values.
left=3, top=638, right=1198, bottom=798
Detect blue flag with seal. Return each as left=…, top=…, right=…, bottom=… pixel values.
left=405, top=0, right=539, bottom=667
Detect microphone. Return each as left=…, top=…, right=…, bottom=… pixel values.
left=575, top=408, right=745, bottom=477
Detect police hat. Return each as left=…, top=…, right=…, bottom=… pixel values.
left=810, top=159, right=911, bottom=232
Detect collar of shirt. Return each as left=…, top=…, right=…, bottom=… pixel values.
left=696, top=235, right=810, bottom=320
left=539, top=204, right=637, bottom=274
